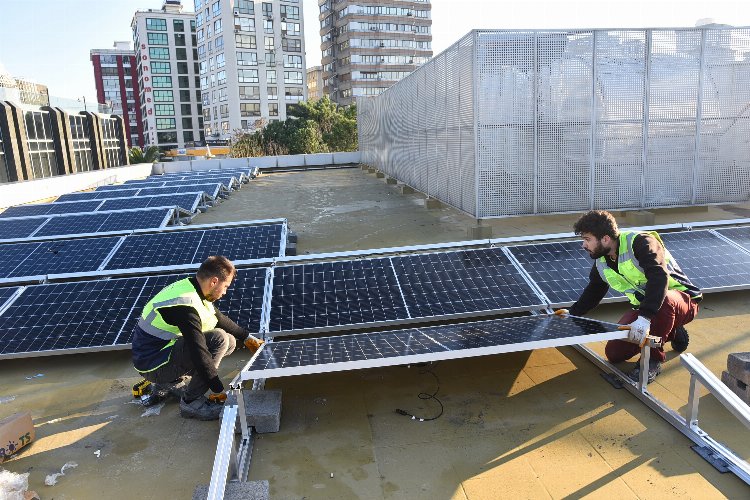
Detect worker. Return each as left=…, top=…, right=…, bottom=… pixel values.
left=131, top=256, right=264, bottom=420
left=557, top=210, right=702, bottom=383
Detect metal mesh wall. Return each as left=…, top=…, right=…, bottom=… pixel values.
left=357, top=33, right=477, bottom=215
left=358, top=28, right=750, bottom=218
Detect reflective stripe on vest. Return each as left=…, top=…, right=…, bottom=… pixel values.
left=595, top=230, right=690, bottom=307
left=138, top=278, right=218, bottom=341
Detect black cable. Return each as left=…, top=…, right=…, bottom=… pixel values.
left=394, top=362, right=444, bottom=422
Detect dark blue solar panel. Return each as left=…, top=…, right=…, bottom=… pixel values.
left=0, top=287, right=20, bottom=309
left=137, top=184, right=221, bottom=198
left=98, top=193, right=201, bottom=212
left=391, top=248, right=545, bottom=318
left=215, top=267, right=269, bottom=334
left=0, top=218, right=46, bottom=240
left=32, top=208, right=171, bottom=237
left=248, top=316, right=620, bottom=375
left=508, top=241, right=624, bottom=305
left=55, top=189, right=142, bottom=202
left=661, top=230, right=750, bottom=290
left=6, top=237, right=121, bottom=278
left=0, top=201, right=102, bottom=218
left=717, top=227, right=750, bottom=254
left=0, top=242, right=44, bottom=276
left=103, top=224, right=283, bottom=270
left=268, top=258, right=409, bottom=333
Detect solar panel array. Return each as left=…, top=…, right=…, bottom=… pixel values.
left=0, top=237, right=121, bottom=278
left=96, top=176, right=237, bottom=192
left=55, top=183, right=223, bottom=203
left=0, top=208, right=174, bottom=241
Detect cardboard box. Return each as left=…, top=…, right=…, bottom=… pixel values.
left=0, top=412, right=35, bottom=462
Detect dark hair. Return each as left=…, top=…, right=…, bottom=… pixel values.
left=573, top=210, right=619, bottom=240
left=197, top=255, right=236, bottom=282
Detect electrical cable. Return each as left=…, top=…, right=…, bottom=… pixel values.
left=394, top=362, right=444, bottom=422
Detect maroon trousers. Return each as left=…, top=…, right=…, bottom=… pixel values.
left=604, top=289, right=699, bottom=363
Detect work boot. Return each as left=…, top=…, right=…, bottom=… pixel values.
left=671, top=326, right=689, bottom=353
left=628, top=358, right=662, bottom=384
left=179, top=396, right=223, bottom=421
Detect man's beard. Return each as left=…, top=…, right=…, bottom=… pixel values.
left=587, top=241, right=609, bottom=259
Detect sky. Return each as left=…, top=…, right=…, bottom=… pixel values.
left=0, top=0, right=748, bottom=104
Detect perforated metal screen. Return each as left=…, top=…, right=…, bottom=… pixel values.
left=358, top=28, right=750, bottom=218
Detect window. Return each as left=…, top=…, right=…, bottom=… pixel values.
left=179, top=76, right=191, bottom=88
left=147, top=32, right=168, bottom=45
left=151, top=62, right=171, bottom=74
left=155, top=104, right=175, bottom=116
left=238, top=69, right=259, bottom=83
left=215, top=35, right=224, bottom=49
left=174, top=33, right=186, bottom=46
left=199, top=61, right=208, bottom=74
left=237, top=0, right=254, bottom=15
left=267, top=86, right=277, bottom=100
left=266, top=70, right=276, bottom=84
left=284, top=55, right=302, bottom=69
left=239, top=86, right=260, bottom=100
left=216, top=52, right=225, bottom=68
left=264, top=19, right=273, bottom=33
left=211, top=1, right=220, bottom=16
left=146, top=18, right=167, bottom=31
left=268, top=102, right=278, bottom=116
left=218, top=87, right=228, bottom=101
left=214, top=19, right=222, bottom=34
left=217, top=70, right=226, bottom=85
left=152, top=76, right=173, bottom=87
left=235, top=34, right=256, bottom=49
left=262, top=2, right=272, bottom=17
left=197, top=44, right=206, bottom=57
left=237, top=17, right=255, bottom=32
left=184, top=131, right=194, bottom=142
left=220, top=104, right=229, bottom=118
left=285, top=87, right=303, bottom=99
left=182, top=117, right=193, bottom=128
left=176, top=48, right=187, bottom=60
left=265, top=52, right=275, bottom=66
left=153, top=90, right=174, bottom=101
left=265, top=36, right=274, bottom=51
left=197, top=28, right=205, bottom=42
left=181, top=89, right=193, bottom=102
left=181, top=104, right=192, bottom=115
left=177, top=62, right=189, bottom=74
left=190, top=19, right=196, bottom=32
left=201, top=91, right=209, bottom=105
left=174, top=19, right=185, bottom=31
left=280, top=5, right=299, bottom=20
left=240, top=103, right=260, bottom=117
left=281, top=22, right=300, bottom=36
left=282, top=38, right=301, bottom=52
left=221, top=121, right=229, bottom=133
left=156, top=118, right=176, bottom=129
left=157, top=131, right=177, bottom=143
left=236, top=51, right=257, bottom=66
left=284, top=71, right=302, bottom=85
left=149, top=47, right=170, bottom=59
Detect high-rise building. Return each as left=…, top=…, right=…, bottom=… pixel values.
left=0, top=75, right=49, bottom=107
left=306, top=65, right=323, bottom=101
left=194, top=0, right=307, bottom=141
left=132, top=0, right=204, bottom=151
left=90, top=41, right=144, bottom=147
left=319, top=0, right=433, bottom=106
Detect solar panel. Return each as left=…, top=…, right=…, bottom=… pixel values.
left=390, top=248, right=545, bottom=318
left=244, top=315, right=625, bottom=378
left=508, top=241, right=625, bottom=305
left=98, top=193, right=202, bottom=213
left=137, top=183, right=222, bottom=199
left=0, top=201, right=103, bottom=218
left=268, top=258, right=409, bottom=333
left=0, top=237, right=121, bottom=278
left=32, top=208, right=173, bottom=237
left=716, top=227, right=750, bottom=254
left=103, top=224, right=284, bottom=270
left=56, top=189, right=142, bottom=202
left=0, top=268, right=268, bottom=358
left=0, top=287, right=20, bottom=310
left=661, top=230, right=750, bottom=291
left=0, top=218, right=46, bottom=239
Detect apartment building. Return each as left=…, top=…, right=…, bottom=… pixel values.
left=90, top=41, right=144, bottom=147
left=318, top=0, right=433, bottom=106
left=194, top=0, right=307, bottom=141
left=307, top=65, right=323, bottom=100
left=132, top=0, right=204, bottom=151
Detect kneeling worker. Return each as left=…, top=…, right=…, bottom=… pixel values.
left=132, top=255, right=264, bottom=420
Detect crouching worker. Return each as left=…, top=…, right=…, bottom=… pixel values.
left=132, top=255, right=264, bottom=420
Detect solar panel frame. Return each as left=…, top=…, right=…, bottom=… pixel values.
left=99, top=175, right=238, bottom=191
left=29, top=207, right=175, bottom=238
left=55, top=188, right=144, bottom=202
left=715, top=226, right=750, bottom=255
left=241, top=315, right=626, bottom=379
left=0, top=237, right=122, bottom=279
left=97, top=192, right=203, bottom=213
left=0, top=200, right=105, bottom=218
left=0, top=218, right=49, bottom=240
left=137, top=183, right=223, bottom=200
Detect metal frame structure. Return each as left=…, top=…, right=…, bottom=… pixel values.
left=358, top=27, right=750, bottom=218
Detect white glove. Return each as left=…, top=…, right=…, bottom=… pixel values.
left=618, top=316, right=651, bottom=347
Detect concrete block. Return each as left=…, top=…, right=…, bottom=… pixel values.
left=287, top=230, right=298, bottom=244
left=243, top=389, right=282, bottom=433
left=220, top=158, right=249, bottom=169
left=360, top=164, right=370, bottom=170
left=367, top=167, right=377, bottom=174
left=721, top=371, right=750, bottom=405
left=304, top=153, right=334, bottom=166
left=250, top=156, right=277, bottom=168
left=727, top=352, right=750, bottom=386
left=276, top=154, right=303, bottom=168
left=624, top=210, right=655, bottom=226
left=400, top=185, right=415, bottom=195
left=191, top=159, right=222, bottom=171
left=375, top=171, right=385, bottom=178
left=424, top=197, right=443, bottom=209
left=332, top=151, right=361, bottom=164
left=285, top=242, right=297, bottom=256
left=386, top=177, right=398, bottom=185
left=193, top=480, right=270, bottom=500
left=468, top=225, right=493, bottom=239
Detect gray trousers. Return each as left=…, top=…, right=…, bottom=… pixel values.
left=142, top=328, right=236, bottom=400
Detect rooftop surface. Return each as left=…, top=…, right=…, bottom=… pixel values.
left=2, top=166, right=749, bottom=499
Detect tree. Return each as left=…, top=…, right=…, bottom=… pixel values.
left=129, top=146, right=161, bottom=164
